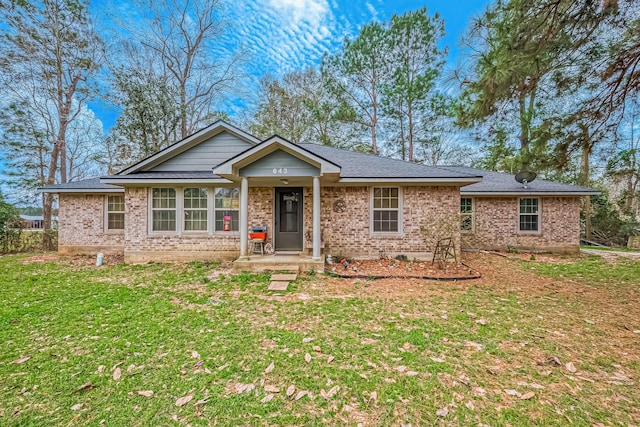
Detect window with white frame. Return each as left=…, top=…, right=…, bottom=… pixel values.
left=460, top=197, right=473, bottom=232
left=106, top=195, right=125, bottom=230
left=519, top=198, right=539, bottom=232
left=372, top=187, right=400, bottom=233
left=214, top=188, right=239, bottom=231
left=183, top=188, right=208, bottom=231
left=152, top=188, right=177, bottom=231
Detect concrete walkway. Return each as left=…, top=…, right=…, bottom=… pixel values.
left=580, top=248, right=640, bottom=261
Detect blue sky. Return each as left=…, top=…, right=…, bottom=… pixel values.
left=92, top=0, right=491, bottom=130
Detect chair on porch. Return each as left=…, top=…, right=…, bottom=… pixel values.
left=249, top=226, right=267, bottom=255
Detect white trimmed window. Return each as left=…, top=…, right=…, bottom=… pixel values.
left=152, top=188, right=177, bottom=231
left=460, top=197, right=474, bottom=233
left=106, top=195, right=125, bottom=230
left=372, top=187, right=400, bottom=233
left=214, top=188, right=239, bottom=231
left=519, top=198, right=539, bottom=232
left=183, top=188, right=208, bottom=232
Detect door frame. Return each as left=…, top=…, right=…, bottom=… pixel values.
left=273, top=187, right=303, bottom=251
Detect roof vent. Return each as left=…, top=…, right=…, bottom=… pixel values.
left=515, top=171, right=537, bottom=189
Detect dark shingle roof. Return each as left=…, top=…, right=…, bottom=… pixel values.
left=40, top=177, right=123, bottom=192
left=440, top=166, right=599, bottom=195
left=102, top=171, right=226, bottom=180
left=299, top=144, right=481, bottom=180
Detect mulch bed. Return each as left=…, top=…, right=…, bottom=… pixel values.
left=325, top=257, right=481, bottom=280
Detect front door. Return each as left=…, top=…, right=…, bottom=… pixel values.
left=274, top=187, right=303, bottom=251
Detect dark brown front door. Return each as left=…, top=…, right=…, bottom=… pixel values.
left=274, top=187, right=303, bottom=251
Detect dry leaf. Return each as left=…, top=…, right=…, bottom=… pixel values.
left=286, top=385, right=295, bottom=397
left=367, top=362, right=377, bottom=369
left=505, top=389, right=520, bottom=397
left=70, top=403, right=83, bottom=411
left=312, top=345, right=322, bottom=353
left=97, top=365, right=105, bottom=373
left=431, top=357, right=445, bottom=363
left=520, top=391, right=535, bottom=400
left=406, top=371, right=419, bottom=376
left=265, top=362, right=275, bottom=374
left=138, top=390, right=154, bottom=397
left=112, top=368, right=122, bottom=381
left=370, top=391, right=378, bottom=402
left=11, top=356, right=30, bottom=364
left=261, top=394, right=274, bottom=403
left=396, top=365, right=407, bottom=372
left=465, top=401, right=475, bottom=410
left=176, top=393, right=193, bottom=407
left=321, top=386, right=340, bottom=399
left=476, top=318, right=487, bottom=325
left=74, top=383, right=95, bottom=393
left=191, top=351, right=200, bottom=359
left=565, top=362, right=577, bottom=373
left=295, top=390, right=308, bottom=400
left=264, top=385, right=280, bottom=393
left=436, top=407, right=449, bottom=417
left=304, top=353, right=311, bottom=363
left=327, top=355, right=335, bottom=363
left=302, top=337, right=313, bottom=343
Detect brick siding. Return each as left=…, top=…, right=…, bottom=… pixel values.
left=461, top=196, right=581, bottom=252
left=58, top=194, right=124, bottom=254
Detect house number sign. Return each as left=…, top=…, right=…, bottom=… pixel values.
left=272, top=168, right=288, bottom=174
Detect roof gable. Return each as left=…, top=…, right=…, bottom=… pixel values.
left=213, top=135, right=341, bottom=179
left=119, top=120, right=260, bottom=175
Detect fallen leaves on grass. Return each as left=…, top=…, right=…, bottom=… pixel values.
left=264, top=385, right=280, bottom=393
left=565, top=362, right=577, bottom=373
left=520, top=391, right=535, bottom=400
left=261, top=394, right=274, bottom=403
left=137, top=390, right=154, bottom=397
left=304, top=353, right=312, bottom=363
left=234, top=383, right=255, bottom=394
left=11, top=356, right=30, bottom=364
left=112, top=368, right=122, bottom=381
left=436, top=407, right=449, bottom=417
left=320, top=386, right=340, bottom=400
left=265, top=361, right=274, bottom=374
left=327, top=355, right=335, bottom=363
left=286, top=385, right=295, bottom=397
left=74, top=383, right=95, bottom=393
left=295, top=390, right=310, bottom=401
left=176, top=390, right=194, bottom=407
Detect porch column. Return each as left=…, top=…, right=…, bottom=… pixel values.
left=239, top=177, right=249, bottom=257
left=312, top=176, right=321, bottom=260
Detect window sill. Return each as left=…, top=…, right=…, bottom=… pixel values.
left=104, top=229, right=124, bottom=235
left=517, top=230, right=542, bottom=236
left=370, top=231, right=403, bottom=239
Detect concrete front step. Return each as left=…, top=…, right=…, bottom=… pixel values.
left=268, top=281, right=290, bottom=291
left=232, top=257, right=323, bottom=274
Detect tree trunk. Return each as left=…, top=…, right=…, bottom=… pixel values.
left=581, top=142, right=592, bottom=240
left=407, top=100, right=414, bottom=162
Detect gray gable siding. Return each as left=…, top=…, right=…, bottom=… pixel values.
left=239, top=150, right=320, bottom=177
left=148, top=131, right=253, bottom=172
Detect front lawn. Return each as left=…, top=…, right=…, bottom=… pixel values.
left=1, top=253, right=639, bottom=425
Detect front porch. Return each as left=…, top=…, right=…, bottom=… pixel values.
left=232, top=253, right=324, bottom=273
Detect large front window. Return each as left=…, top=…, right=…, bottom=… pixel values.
left=519, top=198, right=539, bottom=232
left=149, top=187, right=239, bottom=234
left=152, top=188, right=176, bottom=231
left=372, top=187, right=400, bottom=233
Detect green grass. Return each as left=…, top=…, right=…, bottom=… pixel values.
left=580, top=245, right=640, bottom=252
left=1, top=254, right=639, bottom=425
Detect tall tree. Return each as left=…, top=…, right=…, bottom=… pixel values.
left=383, top=7, right=446, bottom=162
left=322, top=22, right=390, bottom=154
left=0, top=0, right=103, bottom=237
left=457, top=0, right=609, bottom=171
left=121, top=0, right=246, bottom=140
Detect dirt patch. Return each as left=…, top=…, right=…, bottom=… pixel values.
left=325, top=257, right=480, bottom=280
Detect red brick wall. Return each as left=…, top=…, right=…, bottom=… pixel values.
left=58, top=194, right=124, bottom=254
left=318, top=185, right=460, bottom=258
left=461, top=196, right=581, bottom=252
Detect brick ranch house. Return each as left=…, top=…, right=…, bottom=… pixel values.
left=42, top=121, right=597, bottom=271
